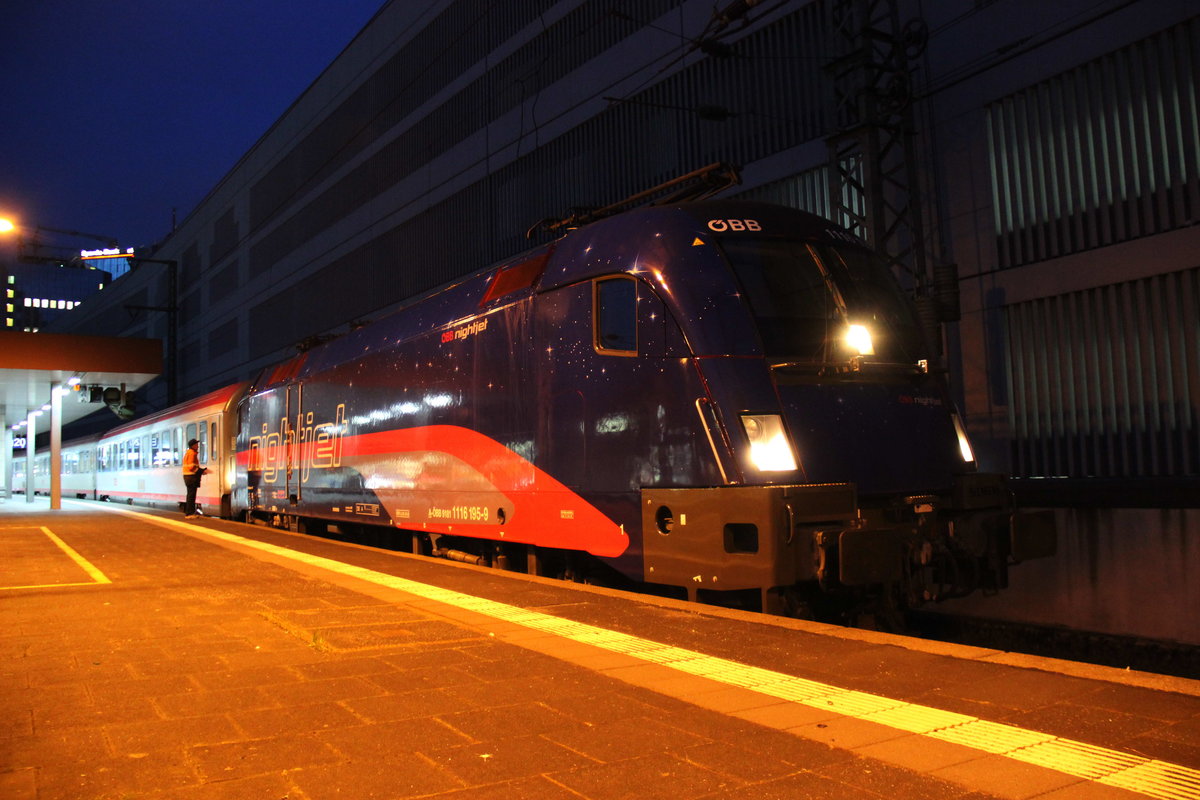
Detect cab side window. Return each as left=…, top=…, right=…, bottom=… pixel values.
left=595, top=277, right=637, bottom=354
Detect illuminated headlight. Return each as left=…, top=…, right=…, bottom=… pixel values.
left=741, top=414, right=798, bottom=472
left=952, top=414, right=976, bottom=464
left=845, top=323, right=875, bottom=356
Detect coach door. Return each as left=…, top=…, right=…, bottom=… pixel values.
left=286, top=382, right=303, bottom=505
left=243, top=383, right=290, bottom=511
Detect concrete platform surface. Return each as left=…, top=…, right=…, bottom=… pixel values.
left=2, top=496, right=1199, bottom=800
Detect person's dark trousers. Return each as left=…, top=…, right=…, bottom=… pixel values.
left=184, top=474, right=201, bottom=516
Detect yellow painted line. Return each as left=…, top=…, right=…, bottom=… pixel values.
left=2, top=581, right=110, bottom=590
left=0, top=525, right=111, bottom=590
left=99, top=506, right=1200, bottom=800
left=41, top=527, right=111, bottom=584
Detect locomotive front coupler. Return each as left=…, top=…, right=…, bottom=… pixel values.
left=947, top=471, right=1057, bottom=565
left=822, top=494, right=988, bottom=605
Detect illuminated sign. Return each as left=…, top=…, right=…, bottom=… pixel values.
left=12, top=436, right=27, bottom=449
left=79, top=247, right=134, bottom=260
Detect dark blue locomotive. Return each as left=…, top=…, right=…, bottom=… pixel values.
left=234, top=199, right=1053, bottom=615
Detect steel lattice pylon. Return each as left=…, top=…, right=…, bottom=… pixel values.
left=825, top=0, right=929, bottom=296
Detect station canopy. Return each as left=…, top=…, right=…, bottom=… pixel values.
left=0, top=330, right=161, bottom=433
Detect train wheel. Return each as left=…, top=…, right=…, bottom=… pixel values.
left=767, top=586, right=812, bottom=618
left=845, top=585, right=907, bottom=632
left=297, top=517, right=328, bottom=536
left=408, top=532, right=432, bottom=556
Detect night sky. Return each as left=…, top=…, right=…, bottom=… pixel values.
left=0, top=1, right=384, bottom=253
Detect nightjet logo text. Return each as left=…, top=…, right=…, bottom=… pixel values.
left=441, top=318, right=488, bottom=344
left=248, top=403, right=346, bottom=483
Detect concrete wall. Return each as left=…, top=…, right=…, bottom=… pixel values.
left=942, top=507, right=1200, bottom=646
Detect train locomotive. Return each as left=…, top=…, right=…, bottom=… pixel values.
left=232, top=197, right=1054, bottom=615
left=14, top=195, right=1053, bottom=617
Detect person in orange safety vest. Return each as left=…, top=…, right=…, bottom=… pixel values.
left=182, top=438, right=208, bottom=518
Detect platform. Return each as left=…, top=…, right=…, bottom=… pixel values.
left=2, top=496, right=1198, bottom=800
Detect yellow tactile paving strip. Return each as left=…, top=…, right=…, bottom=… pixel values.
left=0, top=525, right=111, bottom=590
left=104, top=507, right=1200, bottom=800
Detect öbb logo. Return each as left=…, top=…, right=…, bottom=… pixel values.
left=706, top=218, right=761, bottom=232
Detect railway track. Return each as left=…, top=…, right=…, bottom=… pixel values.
left=905, top=610, right=1200, bottom=681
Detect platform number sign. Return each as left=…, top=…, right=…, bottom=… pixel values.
left=12, top=436, right=27, bottom=450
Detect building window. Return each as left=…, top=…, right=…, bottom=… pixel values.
left=987, top=18, right=1200, bottom=269
left=1004, top=266, right=1200, bottom=478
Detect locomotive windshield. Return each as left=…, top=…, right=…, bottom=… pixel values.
left=718, top=237, right=926, bottom=364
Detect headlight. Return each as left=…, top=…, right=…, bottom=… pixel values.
left=952, top=413, right=976, bottom=464
left=845, top=323, right=875, bottom=356
left=741, top=414, right=798, bottom=472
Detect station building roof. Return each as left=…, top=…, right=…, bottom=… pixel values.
left=0, top=330, right=161, bottom=433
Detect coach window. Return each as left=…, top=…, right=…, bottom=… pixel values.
left=198, top=420, right=208, bottom=464
left=210, top=422, right=218, bottom=461
left=174, top=427, right=183, bottom=466
left=594, top=277, right=637, bottom=355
